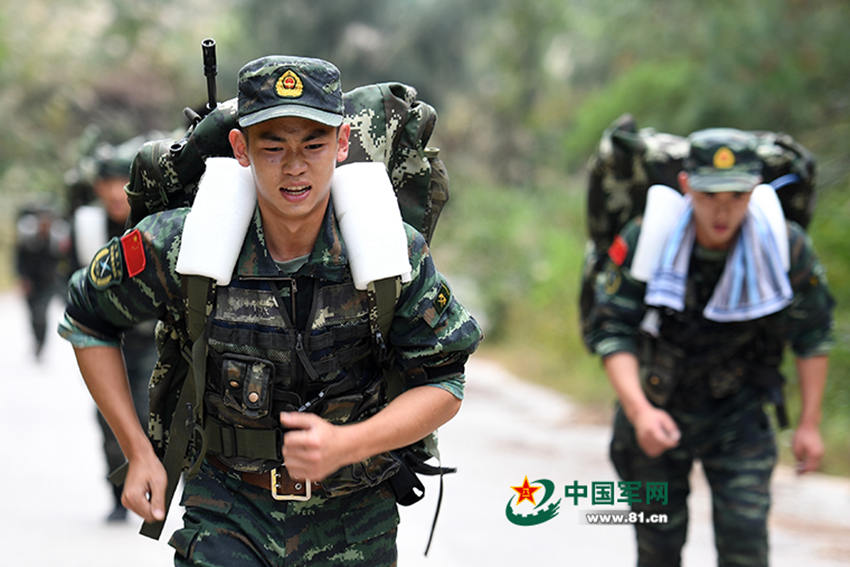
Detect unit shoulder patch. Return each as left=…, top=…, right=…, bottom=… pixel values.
left=89, top=240, right=124, bottom=290
left=434, top=282, right=451, bottom=316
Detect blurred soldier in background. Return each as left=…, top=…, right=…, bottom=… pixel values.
left=67, top=136, right=158, bottom=522
left=585, top=129, right=833, bottom=566
left=14, top=204, right=70, bottom=360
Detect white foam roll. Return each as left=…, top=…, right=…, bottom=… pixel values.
left=331, top=162, right=412, bottom=290
left=750, top=183, right=789, bottom=271
left=73, top=205, right=108, bottom=266
left=631, top=184, right=688, bottom=282
left=176, top=158, right=257, bottom=285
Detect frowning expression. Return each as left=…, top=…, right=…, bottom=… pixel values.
left=230, top=116, right=350, bottom=225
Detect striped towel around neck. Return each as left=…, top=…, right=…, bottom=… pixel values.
left=644, top=191, right=792, bottom=322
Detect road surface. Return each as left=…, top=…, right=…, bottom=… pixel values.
left=1, top=292, right=847, bottom=565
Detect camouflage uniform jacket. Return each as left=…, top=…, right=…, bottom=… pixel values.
left=585, top=218, right=834, bottom=406
left=60, top=199, right=482, bottom=495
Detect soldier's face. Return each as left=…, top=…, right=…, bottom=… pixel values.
left=688, top=189, right=753, bottom=250
left=93, top=177, right=131, bottom=223
left=230, top=116, right=349, bottom=226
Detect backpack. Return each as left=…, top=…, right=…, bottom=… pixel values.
left=120, top=83, right=453, bottom=548
left=126, top=82, right=448, bottom=244
left=579, top=113, right=817, bottom=350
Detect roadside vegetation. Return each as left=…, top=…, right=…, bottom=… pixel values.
left=433, top=174, right=850, bottom=476
left=1, top=0, right=847, bottom=473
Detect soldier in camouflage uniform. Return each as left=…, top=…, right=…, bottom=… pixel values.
left=15, top=204, right=69, bottom=360
left=58, top=55, right=481, bottom=566
left=68, top=138, right=158, bottom=522
left=585, top=129, right=833, bottom=567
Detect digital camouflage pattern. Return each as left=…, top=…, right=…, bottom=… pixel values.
left=126, top=83, right=448, bottom=245
left=580, top=114, right=818, bottom=350
left=580, top=115, right=689, bottom=348
left=585, top=114, right=690, bottom=257
left=236, top=56, right=344, bottom=128
left=343, top=82, right=448, bottom=244
left=62, top=199, right=481, bottom=496
left=585, top=218, right=834, bottom=567
left=683, top=128, right=763, bottom=193
left=609, top=392, right=776, bottom=567
left=61, top=60, right=473, bottom=558
left=170, top=462, right=399, bottom=566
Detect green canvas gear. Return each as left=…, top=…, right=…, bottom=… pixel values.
left=119, top=81, right=454, bottom=545
left=126, top=83, right=448, bottom=245
left=579, top=113, right=817, bottom=350
left=108, top=274, right=214, bottom=538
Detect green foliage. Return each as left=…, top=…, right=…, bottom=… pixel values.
left=433, top=175, right=607, bottom=400
left=561, top=59, right=697, bottom=168
left=0, top=0, right=231, bottom=211
left=803, top=185, right=850, bottom=474
left=229, top=0, right=497, bottom=108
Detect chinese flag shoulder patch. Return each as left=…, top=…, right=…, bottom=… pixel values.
left=608, top=235, right=628, bottom=267
left=120, top=229, right=146, bottom=277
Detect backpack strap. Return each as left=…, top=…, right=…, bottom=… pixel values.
left=366, top=275, right=457, bottom=556
left=184, top=273, right=213, bottom=436
left=366, top=276, right=401, bottom=365
left=139, top=274, right=214, bottom=540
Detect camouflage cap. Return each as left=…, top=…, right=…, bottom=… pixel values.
left=684, top=128, right=762, bottom=192
left=92, top=135, right=146, bottom=180
left=237, top=55, right=344, bottom=128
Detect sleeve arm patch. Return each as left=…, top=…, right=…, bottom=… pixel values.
left=88, top=240, right=123, bottom=289
left=608, top=235, right=628, bottom=266
left=120, top=228, right=146, bottom=277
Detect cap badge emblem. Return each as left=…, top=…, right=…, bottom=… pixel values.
left=713, top=147, right=735, bottom=169
left=276, top=70, right=303, bottom=98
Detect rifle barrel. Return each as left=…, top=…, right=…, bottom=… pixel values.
left=202, top=38, right=217, bottom=111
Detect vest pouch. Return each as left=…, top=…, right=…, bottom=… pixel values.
left=320, top=377, right=383, bottom=425
left=321, top=451, right=401, bottom=497
left=640, top=339, right=683, bottom=407
left=221, top=354, right=273, bottom=419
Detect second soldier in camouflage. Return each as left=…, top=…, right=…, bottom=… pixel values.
left=585, top=129, right=833, bottom=567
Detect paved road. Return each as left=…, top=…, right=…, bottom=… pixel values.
left=1, top=292, right=848, bottom=565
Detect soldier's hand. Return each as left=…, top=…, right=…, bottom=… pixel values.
left=792, top=423, right=823, bottom=474
left=632, top=406, right=680, bottom=458
left=122, top=449, right=167, bottom=523
left=280, top=412, right=347, bottom=481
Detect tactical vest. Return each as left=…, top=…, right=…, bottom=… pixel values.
left=116, top=80, right=457, bottom=546
left=638, top=250, right=787, bottom=415
left=200, top=275, right=400, bottom=496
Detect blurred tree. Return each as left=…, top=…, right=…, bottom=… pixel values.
left=229, top=0, right=495, bottom=107
left=555, top=0, right=850, bottom=171
left=0, top=0, right=230, bottom=207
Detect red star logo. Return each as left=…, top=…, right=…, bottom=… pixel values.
left=511, top=476, right=541, bottom=506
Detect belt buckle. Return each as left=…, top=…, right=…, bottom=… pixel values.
left=270, top=468, right=311, bottom=501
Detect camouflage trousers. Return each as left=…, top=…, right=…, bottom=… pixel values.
left=24, top=287, right=52, bottom=356
left=610, top=387, right=777, bottom=567
left=169, top=460, right=399, bottom=567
